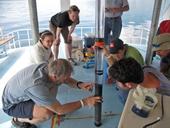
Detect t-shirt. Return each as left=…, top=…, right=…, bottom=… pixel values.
left=143, top=66, right=170, bottom=96
left=51, top=11, right=79, bottom=28
left=125, top=44, right=144, bottom=66
left=2, top=63, right=58, bottom=110
left=105, top=0, right=129, bottom=18
left=29, top=41, right=52, bottom=64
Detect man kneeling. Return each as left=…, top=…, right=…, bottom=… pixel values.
left=2, top=59, right=101, bottom=128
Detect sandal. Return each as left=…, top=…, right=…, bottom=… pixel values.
left=11, top=118, right=37, bottom=128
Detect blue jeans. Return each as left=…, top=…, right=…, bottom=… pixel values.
left=104, top=17, right=122, bottom=45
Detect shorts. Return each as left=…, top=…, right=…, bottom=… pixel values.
left=49, top=21, right=71, bottom=44
left=3, top=100, right=35, bottom=119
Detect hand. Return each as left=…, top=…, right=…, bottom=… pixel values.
left=83, top=96, right=102, bottom=107
left=67, top=34, right=72, bottom=42
left=54, top=38, right=60, bottom=46
left=111, top=7, right=120, bottom=14
left=102, top=46, right=110, bottom=56
left=107, top=55, right=118, bottom=67
left=78, top=82, right=94, bottom=92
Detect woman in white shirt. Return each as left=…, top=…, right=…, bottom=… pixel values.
left=30, top=30, right=54, bottom=64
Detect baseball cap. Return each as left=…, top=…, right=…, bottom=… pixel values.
left=157, top=20, right=170, bottom=35
left=109, top=38, right=124, bottom=54
left=152, top=33, right=170, bottom=51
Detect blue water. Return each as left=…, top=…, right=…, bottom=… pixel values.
left=0, top=0, right=169, bottom=34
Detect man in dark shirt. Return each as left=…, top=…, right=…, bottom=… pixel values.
left=49, top=5, right=80, bottom=65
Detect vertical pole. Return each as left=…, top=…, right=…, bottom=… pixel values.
left=28, top=0, right=39, bottom=43
left=145, top=0, right=162, bottom=65
left=94, top=0, right=105, bottom=126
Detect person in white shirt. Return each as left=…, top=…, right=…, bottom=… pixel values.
left=105, top=0, right=129, bottom=46
left=29, top=30, right=54, bottom=64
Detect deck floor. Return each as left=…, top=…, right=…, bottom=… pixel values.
left=0, top=47, right=124, bottom=128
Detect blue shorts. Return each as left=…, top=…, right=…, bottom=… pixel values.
left=3, top=100, right=35, bottom=119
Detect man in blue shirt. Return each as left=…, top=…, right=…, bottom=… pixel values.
left=2, top=59, right=101, bottom=128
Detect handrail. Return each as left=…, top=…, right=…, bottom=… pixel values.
left=2, top=26, right=150, bottom=52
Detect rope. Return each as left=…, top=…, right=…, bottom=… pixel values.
left=51, top=112, right=121, bottom=128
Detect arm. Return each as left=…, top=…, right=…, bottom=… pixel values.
left=102, top=46, right=117, bottom=67
left=118, top=5, right=129, bottom=12
left=26, top=84, right=83, bottom=115
left=69, top=23, right=76, bottom=36
left=64, top=77, right=78, bottom=88
left=103, top=46, right=110, bottom=57
left=27, top=83, right=101, bottom=115
left=47, top=99, right=82, bottom=115
left=110, top=5, right=129, bottom=13
left=47, top=96, right=101, bottom=115
left=107, top=55, right=117, bottom=67
left=67, top=23, right=76, bottom=42
left=64, top=77, right=93, bottom=91
left=69, top=17, right=79, bottom=35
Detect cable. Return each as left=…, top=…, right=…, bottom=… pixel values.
left=142, top=95, right=164, bottom=128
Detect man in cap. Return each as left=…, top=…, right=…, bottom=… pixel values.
left=152, top=33, right=170, bottom=80
left=103, top=38, right=144, bottom=104
left=103, top=38, right=144, bottom=67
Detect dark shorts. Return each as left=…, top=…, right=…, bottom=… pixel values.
left=3, top=100, right=35, bottom=119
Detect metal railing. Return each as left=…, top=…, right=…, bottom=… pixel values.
left=2, top=26, right=150, bottom=52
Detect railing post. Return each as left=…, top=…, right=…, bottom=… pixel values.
left=145, top=0, right=162, bottom=65
left=28, top=0, right=39, bottom=43
left=27, top=29, right=31, bottom=46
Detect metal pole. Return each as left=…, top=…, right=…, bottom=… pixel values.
left=94, top=0, right=105, bottom=126
left=28, top=0, right=39, bottom=43
left=145, top=0, right=162, bottom=65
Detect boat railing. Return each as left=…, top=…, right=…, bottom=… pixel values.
left=2, top=26, right=150, bottom=52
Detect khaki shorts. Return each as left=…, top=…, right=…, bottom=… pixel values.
left=49, top=21, right=71, bottom=44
